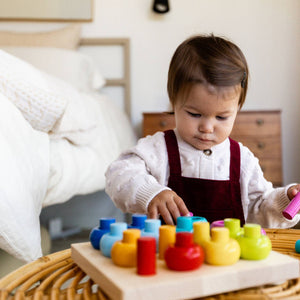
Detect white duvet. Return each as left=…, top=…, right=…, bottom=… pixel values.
left=0, top=93, right=49, bottom=261
left=0, top=50, right=136, bottom=262
left=45, top=92, right=136, bottom=206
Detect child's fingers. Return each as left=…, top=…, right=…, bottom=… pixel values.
left=159, top=204, right=174, bottom=225
left=166, top=200, right=181, bottom=223
left=147, top=204, right=159, bottom=220
left=148, top=200, right=174, bottom=225
left=147, top=190, right=188, bottom=225
left=292, top=189, right=299, bottom=197
left=290, top=185, right=300, bottom=198
left=174, top=195, right=190, bottom=216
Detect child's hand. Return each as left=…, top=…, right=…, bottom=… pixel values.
left=287, top=184, right=300, bottom=200
left=147, top=190, right=189, bottom=225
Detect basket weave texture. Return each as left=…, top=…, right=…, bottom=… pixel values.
left=0, top=249, right=108, bottom=300
left=0, top=229, right=300, bottom=300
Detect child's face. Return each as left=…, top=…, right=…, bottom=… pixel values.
left=174, top=84, right=240, bottom=150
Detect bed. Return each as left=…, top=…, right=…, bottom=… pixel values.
left=0, top=24, right=136, bottom=262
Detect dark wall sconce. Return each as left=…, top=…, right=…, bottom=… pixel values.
left=153, top=0, right=170, bottom=14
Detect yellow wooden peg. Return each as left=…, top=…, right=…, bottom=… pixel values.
left=111, top=229, right=141, bottom=267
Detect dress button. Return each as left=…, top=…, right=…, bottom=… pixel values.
left=203, top=149, right=212, bottom=156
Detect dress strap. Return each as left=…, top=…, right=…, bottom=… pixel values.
left=229, top=138, right=241, bottom=183
left=164, top=130, right=182, bottom=176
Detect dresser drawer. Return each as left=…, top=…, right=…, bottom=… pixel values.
left=231, top=111, right=281, bottom=137
left=260, top=159, right=282, bottom=186
left=143, top=111, right=281, bottom=137
left=230, top=136, right=282, bottom=160
left=143, top=112, right=175, bottom=136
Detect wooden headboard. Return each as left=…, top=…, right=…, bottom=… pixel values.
left=79, top=38, right=131, bottom=118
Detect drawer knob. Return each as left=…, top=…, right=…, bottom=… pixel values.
left=160, top=120, right=167, bottom=127
left=256, top=119, right=264, bottom=126
left=257, top=142, right=265, bottom=149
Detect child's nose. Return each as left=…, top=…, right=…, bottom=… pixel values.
left=199, top=119, right=214, bottom=133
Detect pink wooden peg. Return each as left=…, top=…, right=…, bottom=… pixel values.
left=283, top=191, right=300, bottom=220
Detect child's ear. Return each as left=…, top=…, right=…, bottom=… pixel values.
left=168, top=101, right=174, bottom=112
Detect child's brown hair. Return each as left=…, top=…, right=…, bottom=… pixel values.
left=167, top=34, right=249, bottom=109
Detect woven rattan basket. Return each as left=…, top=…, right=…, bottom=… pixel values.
left=0, top=229, right=300, bottom=300
left=0, top=249, right=108, bottom=300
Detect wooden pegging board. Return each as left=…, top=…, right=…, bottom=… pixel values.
left=72, top=242, right=300, bottom=300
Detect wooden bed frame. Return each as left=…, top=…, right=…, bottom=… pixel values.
left=79, top=38, right=131, bottom=118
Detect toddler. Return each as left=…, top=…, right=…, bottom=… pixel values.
left=105, top=34, right=300, bottom=228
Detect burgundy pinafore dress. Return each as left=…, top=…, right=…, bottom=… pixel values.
left=164, top=130, right=245, bottom=224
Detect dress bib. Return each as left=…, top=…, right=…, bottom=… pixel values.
left=164, top=130, right=245, bottom=224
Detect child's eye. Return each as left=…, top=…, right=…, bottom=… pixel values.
left=187, top=111, right=201, bottom=118
left=216, top=116, right=227, bottom=120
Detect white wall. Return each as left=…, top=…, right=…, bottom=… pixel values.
left=0, top=0, right=299, bottom=186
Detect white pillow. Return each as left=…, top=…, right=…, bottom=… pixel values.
left=0, top=49, right=68, bottom=132
left=0, top=46, right=106, bottom=93
left=0, top=24, right=81, bottom=50
left=0, top=93, right=49, bottom=262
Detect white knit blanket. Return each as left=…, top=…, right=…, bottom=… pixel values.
left=0, top=49, right=67, bottom=133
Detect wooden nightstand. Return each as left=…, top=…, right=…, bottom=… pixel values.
left=143, top=111, right=282, bottom=186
